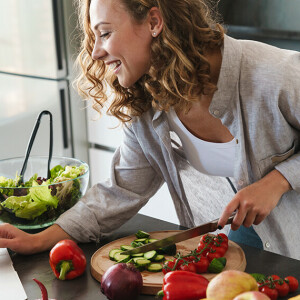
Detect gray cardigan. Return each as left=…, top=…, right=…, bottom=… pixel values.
left=57, top=35, right=300, bottom=260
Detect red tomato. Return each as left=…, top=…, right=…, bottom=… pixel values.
left=210, top=244, right=227, bottom=257
left=193, top=256, right=209, bottom=274
left=270, top=274, right=289, bottom=297
left=200, top=234, right=213, bottom=245
left=206, top=251, right=222, bottom=262
left=179, top=262, right=197, bottom=273
left=260, top=286, right=278, bottom=300
left=285, top=276, right=299, bottom=292
left=197, top=242, right=210, bottom=256
left=217, top=233, right=229, bottom=244
left=274, top=281, right=289, bottom=297
left=271, top=274, right=281, bottom=280
left=162, top=259, right=176, bottom=274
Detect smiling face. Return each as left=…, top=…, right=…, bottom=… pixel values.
left=90, top=0, right=153, bottom=88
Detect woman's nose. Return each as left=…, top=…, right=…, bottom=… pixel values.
left=91, top=40, right=106, bottom=60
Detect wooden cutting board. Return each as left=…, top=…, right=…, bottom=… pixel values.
left=90, top=230, right=246, bottom=295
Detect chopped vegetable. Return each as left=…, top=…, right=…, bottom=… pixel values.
left=101, top=263, right=143, bottom=300
left=49, top=239, right=86, bottom=280
left=135, top=230, right=150, bottom=239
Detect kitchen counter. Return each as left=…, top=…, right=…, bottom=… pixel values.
left=11, top=213, right=300, bottom=300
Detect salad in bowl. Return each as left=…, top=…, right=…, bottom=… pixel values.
left=0, top=156, right=89, bottom=229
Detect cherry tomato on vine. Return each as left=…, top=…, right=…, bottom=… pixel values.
left=270, top=274, right=281, bottom=281
left=210, top=244, right=227, bottom=257
left=162, top=259, right=176, bottom=275
left=217, top=233, right=229, bottom=244
left=206, top=251, right=222, bottom=262
left=200, top=234, right=213, bottom=245
left=260, top=286, right=278, bottom=300
left=179, top=262, right=197, bottom=273
left=285, top=276, right=299, bottom=292
left=193, top=256, right=209, bottom=274
left=274, top=280, right=289, bottom=297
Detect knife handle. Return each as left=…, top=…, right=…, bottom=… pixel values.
left=211, top=211, right=236, bottom=231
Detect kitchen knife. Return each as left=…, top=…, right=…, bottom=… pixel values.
left=121, top=213, right=235, bottom=255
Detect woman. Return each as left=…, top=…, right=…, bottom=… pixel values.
left=0, top=0, right=299, bottom=259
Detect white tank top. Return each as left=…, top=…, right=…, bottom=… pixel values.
left=167, top=108, right=236, bottom=177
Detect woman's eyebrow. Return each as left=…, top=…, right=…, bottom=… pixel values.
left=93, top=22, right=110, bottom=31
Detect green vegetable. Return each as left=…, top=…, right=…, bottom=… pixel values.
left=208, top=257, right=226, bottom=273
left=147, top=263, right=163, bottom=272
left=250, top=273, right=267, bottom=282
left=0, top=176, right=16, bottom=197
left=2, top=181, right=58, bottom=220
left=217, top=257, right=227, bottom=267
left=135, top=230, right=150, bottom=239
left=0, top=163, right=86, bottom=221
left=144, top=250, right=157, bottom=260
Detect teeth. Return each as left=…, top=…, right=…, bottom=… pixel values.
left=109, top=61, right=121, bottom=70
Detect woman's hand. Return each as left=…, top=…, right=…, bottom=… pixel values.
left=218, top=170, right=292, bottom=230
left=0, top=223, right=72, bottom=255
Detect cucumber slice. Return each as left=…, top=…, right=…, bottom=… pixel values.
left=148, top=238, right=158, bottom=243
left=133, top=257, right=145, bottom=263
left=135, top=259, right=151, bottom=267
left=147, top=263, right=163, bottom=272
left=109, top=249, right=122, bottom=261
left=134, top=238, right=148, bottom=243
left=131, top=241, right=144, bottom=248
left=114, top=252, right=131, bottom=263
left=153, top=254, right=165, bottom=262
left=132, top=253, right=144, bottom=257
left=135, top=230, right=150, bottom=239
left=120, top=245, right=134, bottom=251
left=144, top=250, right=157, bottom=260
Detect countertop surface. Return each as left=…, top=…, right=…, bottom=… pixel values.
left=10, top=214, right=300, bottom=300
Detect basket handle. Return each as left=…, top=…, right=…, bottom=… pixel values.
left=18, top=110, right=53, bottom=185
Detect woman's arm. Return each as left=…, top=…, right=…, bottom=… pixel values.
left=218, top=169, right=292, bottom=230
left=0, top=223, right=73, bottom=255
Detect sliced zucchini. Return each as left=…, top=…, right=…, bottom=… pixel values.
left=148, top=238, right=158, bottom=243
left=131, top=241, right=144, bottom=248
left=153, top=254, right=165, bottom=262
left=132, top=253, right=144, bottom=257
left=114, top=252, right=131, bottom=263
left=136, top=259, right=151, bottom=267
left=144, top=250, right=157, bottom=260
left=120, top=245, right=134, bottom=251
left=134, top=238, right=148, bottom=243
left=147, top=263, right=163, bottom=272
left=133, top=257, right=145, bottom=263
left=109, top=249, right=122, bottom=261
left=135, top=230, right=150, bottom=239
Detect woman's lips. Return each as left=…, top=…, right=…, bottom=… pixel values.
left=109, top=60, right=121, bottom=73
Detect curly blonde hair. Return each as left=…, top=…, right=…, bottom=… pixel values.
left=75, top=0, right=225, bottom=122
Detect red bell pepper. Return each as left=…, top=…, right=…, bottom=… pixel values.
left=158, top=270, right=209, bottom=300
left=49, top=239, right=86, bottom=280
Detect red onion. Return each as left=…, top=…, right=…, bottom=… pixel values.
left=101, top=263, right=143, bottom=300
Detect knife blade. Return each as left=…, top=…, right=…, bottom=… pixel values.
left=121, top=213, right=235, bottom=255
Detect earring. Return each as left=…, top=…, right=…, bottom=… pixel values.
left=152, top=32, right=157, bottom=36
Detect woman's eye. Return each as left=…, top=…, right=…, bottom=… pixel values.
left=100, top=32, right=110, bottom=40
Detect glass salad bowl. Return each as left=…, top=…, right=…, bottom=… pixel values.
left=0, top=156, right=89, bottom=230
